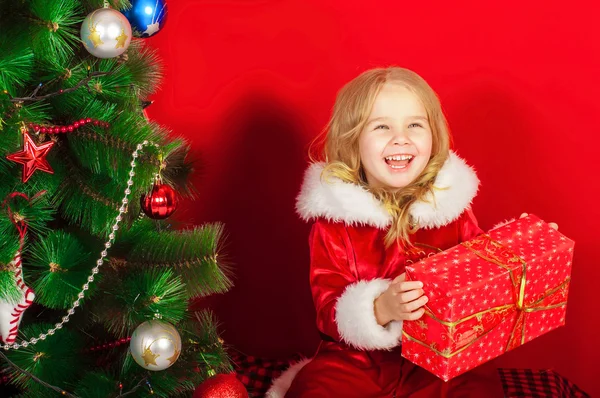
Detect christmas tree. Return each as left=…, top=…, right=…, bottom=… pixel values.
left=0, top=0, right=235, bottom=396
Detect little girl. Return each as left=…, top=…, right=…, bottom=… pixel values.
left=267, top=67, right=509, bottom=397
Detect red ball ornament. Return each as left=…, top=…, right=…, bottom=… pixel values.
left=192, top=374, right=247, bottom=398
left=74, top=122, right=80, bottom=128
left=140, top=181, right=178, bottom=219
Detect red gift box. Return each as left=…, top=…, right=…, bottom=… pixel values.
left=401, top=214, right=574, bottom=381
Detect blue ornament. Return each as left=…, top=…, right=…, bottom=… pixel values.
left=123, top=0, right=168, bottom=38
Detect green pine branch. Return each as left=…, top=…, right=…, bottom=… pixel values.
left=0, top=237, right=22, bottom=302
left=94, top=268, right=188, bottom=337
left=124, top=40, right=163, bottom=98
left=74, top=372, right=120, bottom=398
left=28, top=0, right=82, bottom=66
left=28, top=231, right=96, bottom=309
left=4, top=323, right=84, bottom=395
left=0, top=43, right=34, bottom=93
left=183, top=311, right=234, bottom=377
left=124, top=223, right=234, bottom=297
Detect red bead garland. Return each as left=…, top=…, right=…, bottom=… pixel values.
left=28, top=118, right=110, bottom=134
left=86, top=336, right=131, bottom=353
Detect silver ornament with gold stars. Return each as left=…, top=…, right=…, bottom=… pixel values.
left=80, top=8, right=132, bottom=58
left=130, top=320, right=182, bottom=371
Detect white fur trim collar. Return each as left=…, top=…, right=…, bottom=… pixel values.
left=295, top=151, right=479, bottom=229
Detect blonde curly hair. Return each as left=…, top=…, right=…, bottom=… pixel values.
left=310, top=66, right=452, bottom=247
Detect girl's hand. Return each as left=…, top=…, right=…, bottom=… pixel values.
left=520, top=213, right=559, bottom=230
left=374, top=273, right=428, bottom=326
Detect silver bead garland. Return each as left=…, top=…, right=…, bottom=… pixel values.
left=1, top=140, right=160, bottom=350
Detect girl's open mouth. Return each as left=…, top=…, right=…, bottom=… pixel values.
left=384, top=154, right=414, bottom=171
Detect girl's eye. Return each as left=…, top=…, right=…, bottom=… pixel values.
left=408, top=123, right=422, bottom=128
left=374, top=124, right=389, bottom=130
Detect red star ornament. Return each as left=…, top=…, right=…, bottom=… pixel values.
left=6, top=131, right=55, bottom=183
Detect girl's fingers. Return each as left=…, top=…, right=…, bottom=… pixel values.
left=391, top=281, right=423, bottom=294
left=392, top=273, right=406, bottom=284
left=402, top=307, right=425, bottom=321
left=521, top=213, right=558, bottom=230
left=400, top=295, right=428, bottom=313
left=398, top=289, right=424, bottom=303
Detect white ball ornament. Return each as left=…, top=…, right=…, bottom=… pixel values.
left=80, top=8, right=132, bottom=58
left=130, top=320, right=182, bottom=371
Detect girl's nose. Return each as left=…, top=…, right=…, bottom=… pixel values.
left=391, top=130, right=411, bottom=146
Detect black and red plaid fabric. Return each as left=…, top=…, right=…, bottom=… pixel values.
left=231, top=351, right=591, bottom=398
left=230, top=350, right=305, bottom=397
left=498, top=368, right=590, bottom=398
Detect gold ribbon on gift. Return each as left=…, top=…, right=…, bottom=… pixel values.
left=402, top=234, right=570, bottom=359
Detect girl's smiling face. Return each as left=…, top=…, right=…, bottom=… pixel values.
left=359, top=82, right=433, bottom=190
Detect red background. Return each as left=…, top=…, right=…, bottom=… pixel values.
left=145, top=1, right=599, bottom=395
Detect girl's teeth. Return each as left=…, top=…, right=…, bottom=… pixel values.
left=385, top=155, right=413, bottom=161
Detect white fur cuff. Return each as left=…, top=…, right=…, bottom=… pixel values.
left=265, top=358, right=312, bottom=398
left=335, top=279, right=403, bottom=350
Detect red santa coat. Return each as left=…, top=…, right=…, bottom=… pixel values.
left=267, top=152, right=505, bottom=398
